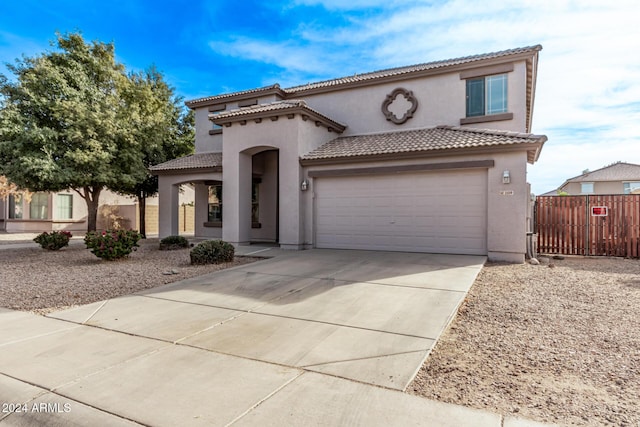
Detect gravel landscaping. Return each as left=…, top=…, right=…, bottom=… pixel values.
left=2, top=235, right=639, bottom=426
left=409, top=256, right=640, bottom=426
left=0, top=238, right=260, bottom=315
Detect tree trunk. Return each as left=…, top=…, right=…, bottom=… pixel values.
left=80, top=186, right=102, bottom=232
left=138, top=193, right=146, bottom=238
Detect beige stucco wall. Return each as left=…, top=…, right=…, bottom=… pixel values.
left=300, top=61, right=528, bottom=136
left=192, top=60, right=530, bottom=143
left=158, top=173, right=220, bottom=238
left=220, top=116, right=335, bottom=248
left=562, top=181, right=625, bottom=195
left=302, top=150, right=529, bottom=262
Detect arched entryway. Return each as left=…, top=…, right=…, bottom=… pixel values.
left=222, top=146, right=279, bottom=245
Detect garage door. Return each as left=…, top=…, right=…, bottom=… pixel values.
left=314, top=169, right=487, bottom=254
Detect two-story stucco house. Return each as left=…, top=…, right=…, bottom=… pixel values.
left=151, top=45, right=547, bottom=263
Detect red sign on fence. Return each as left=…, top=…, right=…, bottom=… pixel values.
left=591, top=206, right=608, bottom=216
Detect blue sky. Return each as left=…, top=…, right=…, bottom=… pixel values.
left=1, top=0, right=639, bottom=194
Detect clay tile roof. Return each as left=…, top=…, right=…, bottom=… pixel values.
left=185, top=45, right=542, bottom=106
left=301, top=126, right=547, bottom=164
left=565, top=162, right=640, bottom=182
left=149, top=152, right=222, bottom=173
left=285, top=45, right=542, bottom=94
left=213, top=100, right=306, bottom=119
left=185, top=84, right=286, bottom=108
left=211, top=100, right=347, bottom=132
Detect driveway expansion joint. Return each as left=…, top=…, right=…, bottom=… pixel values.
left=0, top=325, right=81, bottom=349
left=224, top=371, right=305, bottom=427
left=300, top=349, right=430, bottom=369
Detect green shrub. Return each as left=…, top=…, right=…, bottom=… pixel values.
left=33, top=230, right=72, bottom=250
left=84, top=229, right=141, bottom=260
left=190, top=240, right=235, bottom=265
left=159, top=235, right=190, bottom=251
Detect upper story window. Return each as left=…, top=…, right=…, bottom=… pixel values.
left=466, top=74, right=508, bottom=117
left=208, top=104, right=226, bottom=135
left=623, top=182, right=640, bottom=194
left=581, top=182, right=594, bottom=194
left=210, top=113, right=223, bottom=134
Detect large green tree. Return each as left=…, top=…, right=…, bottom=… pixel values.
left=0, top=32, right=193, bottom=233
left=114, top=67, right=193, bottom=237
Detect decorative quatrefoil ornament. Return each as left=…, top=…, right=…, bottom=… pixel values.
left=381, top=88, right=418, bottom=125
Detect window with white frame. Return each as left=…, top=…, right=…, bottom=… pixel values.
left=581, top=182, right=594, bottom=194
left=623, top=182, right=640, bottom=194
left=466, top=74, right=508, bottom=117
left=57, top=194, right=73, bottom=219
left=29, top=193, right=49, bottom=219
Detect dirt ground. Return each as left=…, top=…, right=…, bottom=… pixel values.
left=409, top=256, right=640, bottom=426
left=0, top=239, right=260, bottom=315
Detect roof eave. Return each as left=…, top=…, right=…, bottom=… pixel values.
left=211, top=105, right=347, bottom=133
left=300, top=143, right=545, bottom=167
left=185, top=85, right=287, bottom=109
left=184, top=46, right=543, bottom=108
left=528, top=136, right=546, bottom=164
left=150, top=166, right=222, bottom=176
left=287, top=47, right=543, bottom=98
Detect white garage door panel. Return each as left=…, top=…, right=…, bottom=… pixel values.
left=315, top=170, right=487, bottom=254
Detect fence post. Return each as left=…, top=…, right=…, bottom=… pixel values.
left=585, top=195, right=590, bottom=256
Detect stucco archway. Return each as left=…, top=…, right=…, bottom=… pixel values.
left=222, top=145, right=279, bottom=245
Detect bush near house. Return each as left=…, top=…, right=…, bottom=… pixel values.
left=33, top=231, right=72, bottom=251
left=159, top=235, right=190, bottom=251
left=190, top=240, right=235, bottom=265
left=84, top=229, right=142, bottom=260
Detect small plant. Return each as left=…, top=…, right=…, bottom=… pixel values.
left=84, top=229, right=141, bottom=260
left=33, top=230, right=72, bottom=251
left=190, top=240, right=235, bottom=265
left=159, top=235, right=190, bottom=251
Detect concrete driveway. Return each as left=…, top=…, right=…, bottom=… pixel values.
left=0, top=248, right=550, bottom=426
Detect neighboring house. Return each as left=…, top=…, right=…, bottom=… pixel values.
left=548, top=162, right=640, bottom=195
left=151, top=45, right=547, bottom=263
left=0, top=186, right=195, bottom=234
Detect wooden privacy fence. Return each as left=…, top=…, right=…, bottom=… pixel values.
left=535, top=195, right=640, bottom=258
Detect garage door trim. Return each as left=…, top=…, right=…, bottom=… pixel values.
left=307, top=159, right=494, bottom=178
left=313, top=169, right=488, bottom=255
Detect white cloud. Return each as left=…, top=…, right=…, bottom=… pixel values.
left=209, top=37, right=331, bottom=76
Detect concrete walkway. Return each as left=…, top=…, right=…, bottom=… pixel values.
left=0, top=247, right=555, bottom=426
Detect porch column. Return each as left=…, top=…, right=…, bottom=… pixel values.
left=222, top=150, right=252, bottom=245
left=278, top=148, right=303, bottom=249
left=158, top=177, right=179, bottom=238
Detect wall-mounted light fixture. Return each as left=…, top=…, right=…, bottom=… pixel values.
left=502, top=170, right=511, bottom=184
left=301, top=179, right=309, bottom=191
